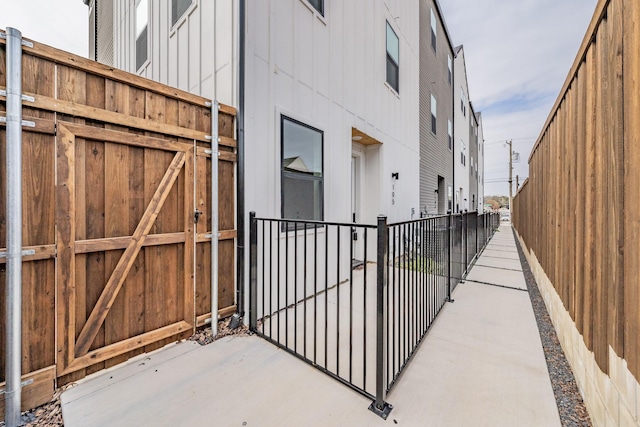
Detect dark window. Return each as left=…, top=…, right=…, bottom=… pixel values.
left=386, top=22, right=399, bottom=92
left=136, top=0, right=148, bottom=71
left=447, top=55, right=452, bottom=85
left=430, top=9, right=437, bottom=52
left=282, top=116, right=324, bottom=222
left=307, top=0, right=324, bottom=16
left=172, top=0, right=193, bottom=26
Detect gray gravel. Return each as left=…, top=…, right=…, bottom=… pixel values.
left=512, top=228, right=592, bottom=427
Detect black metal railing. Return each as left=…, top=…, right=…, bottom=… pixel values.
left=249, top=211, right=499, bottom=419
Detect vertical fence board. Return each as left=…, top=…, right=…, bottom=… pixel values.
left=623, top=0, right=640, bottom=379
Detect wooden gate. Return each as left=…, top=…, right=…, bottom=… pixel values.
left=0, top=32, right=237, bottom=412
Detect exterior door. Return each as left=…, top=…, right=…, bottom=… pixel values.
left=351, top=155, right=363, bottom=264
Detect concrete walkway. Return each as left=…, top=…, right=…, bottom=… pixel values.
left=61, top=224, right=560, bottom=426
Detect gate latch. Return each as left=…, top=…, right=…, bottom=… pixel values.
left=194, top=209, right=202, bottom=224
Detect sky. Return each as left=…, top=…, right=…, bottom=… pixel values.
left=0, top=0, right=600, bottom=197
left=439, top=0, right=599, bottom=196
left=0, top=0, right=88, bottom=57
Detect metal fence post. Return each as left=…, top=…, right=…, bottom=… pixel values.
left=210, top=100, right=220, bottom=336
left=369, top=215, right=393, bottom=419
left=249, top=212, right=258, bottom=331
left=463, top=213, right=468, bottom=276
left=4, top=27, right=24, bottom=427
left=446, top=211, right=454, bottom=302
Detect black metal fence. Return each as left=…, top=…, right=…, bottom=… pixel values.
left=249, top=211, right=499, bottom=418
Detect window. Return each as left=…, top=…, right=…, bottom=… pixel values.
left=172, top=0, right=192, bottom=26
left=386, top=22, right=399, bottom=92
left=430, top=94, right=437, bottom=134
left=136, top=0, right=148, bottom=71
left=447, top=54, right=452, bottom=84
left=470, top=156, right=474, bottom=175
left=448, top=186, right=453, bottom=212
left=430, top=9, right=437, bottom=52
left=307, top=0, right=324, bottom=16
left=282, top=116, right=324, bottom=222
left=447, top=120, right=452, bottom=150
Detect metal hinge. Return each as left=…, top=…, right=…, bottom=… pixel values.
left=0, top=378, right=34, bottom=394
left=0, top=116, right=35, bottom=128
left=0, top=249, right=36, bottom=258
left=0, top=90, right=35, bottom=102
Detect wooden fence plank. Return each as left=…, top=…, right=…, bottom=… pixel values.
left=55, top=124, right=77, bottom=372
left=0, top=89, right=212, bottom=142
left=60, top=321, right=192, bottom=376
left=623, top=0, right=640, bottom=380
left=607, top=0, right=625, bottom=358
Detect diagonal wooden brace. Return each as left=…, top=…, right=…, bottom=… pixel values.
left=74, top=151, right=186, bottom=357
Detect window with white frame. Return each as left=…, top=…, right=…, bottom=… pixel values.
left=172, top=0, right=193, bottom=27
left=431, top=94, right=437, bottom=134
left=386, top=22, right=399, bottom=92
left=136, top=0, right=149, bottom=71
left=430, top=9, right=437, bottom=52
left=281, top=116, right=324, bottom=222
left=470, top=156, right=474, bottom=175
left=447, top=119, right=452, bottom=150
left=460, top=88, right=466, bottom=117
left=447, top=54, right=452, bottom=84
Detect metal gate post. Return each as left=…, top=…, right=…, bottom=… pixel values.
left=5, top=27, right=23, bottom=427
left=369, top=215, right=393, bottom=419
left=249, top=212, right=257, bottom=331
left=211, top=100, right=219, bottom=336
left=446, top=211, right=453, bottom=303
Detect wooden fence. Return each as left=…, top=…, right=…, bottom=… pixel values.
left=0, top=32, right=237, bottom=413
left=512, top=0, right=639, bottom=384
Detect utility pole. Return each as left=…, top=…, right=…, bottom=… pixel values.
left=507, top=139, right=513, bottom=211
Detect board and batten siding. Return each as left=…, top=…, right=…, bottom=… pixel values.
left=453, top=46, right=471, bottom=213
left=245, top=0, right=420, bottom=225
left=418, top=0, right=454, bottom=216
left=112, top=0, right=237, bottom=106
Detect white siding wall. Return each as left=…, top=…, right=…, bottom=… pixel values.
left=112, top=0, right=237, bottom=106
left=245, top=0, right=420, bottom=225
left=453, top=48, right=470, bottom=212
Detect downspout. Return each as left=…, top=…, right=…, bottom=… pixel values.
left=4, top=27, right=23, bottom=427
left=230, top=0, right=246, bottom=329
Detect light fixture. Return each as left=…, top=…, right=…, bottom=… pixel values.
left=352, top=135, right=363, bottom=141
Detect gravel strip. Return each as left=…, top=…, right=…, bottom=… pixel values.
left=512, top=228, right=592, bottom=427
left=2, top=318, right=251, bottom=426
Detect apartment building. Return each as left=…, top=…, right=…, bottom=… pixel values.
left=418, top=0, right=454, bottom=216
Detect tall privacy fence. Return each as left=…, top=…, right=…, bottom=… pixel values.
left=248, top=211, right=499, bottom=417
left=511, top=0, right=640, bottom=419
left=0, top=29, right=236, bottom=420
